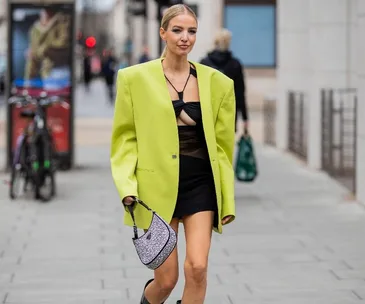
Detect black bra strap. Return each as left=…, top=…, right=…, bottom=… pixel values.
left=190, top=66, right=197, bottom=78
left=164, top=65, right=196, bottom=100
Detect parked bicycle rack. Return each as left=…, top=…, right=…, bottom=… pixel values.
left=288, top=91, right=307, bottom=160
left=321, top=88, right=357, bottom=194
left=263, top=96, right=276, bottom=146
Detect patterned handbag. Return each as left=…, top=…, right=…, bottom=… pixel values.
left=124, top=198, right=177, bottom=270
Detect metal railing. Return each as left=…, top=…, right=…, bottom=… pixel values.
left=263, top=97, right=276, bottom=146
left=321, top=88, right=357, bottom=194
left=288, top=91, right=307, bottom=160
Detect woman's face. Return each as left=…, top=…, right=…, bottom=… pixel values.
left=160, top=13, right=197, bottom=56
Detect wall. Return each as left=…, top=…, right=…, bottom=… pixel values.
left=109, top=0, right=128, bottom=59
left=277, top=0, right=364, bottom=202
left=276, top=0, right=309, bottom=150
left=277, top=0, right=356, bottom=167
left=185, top=0, right=224, bottom=62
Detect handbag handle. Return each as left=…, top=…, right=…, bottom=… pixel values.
left=124, top=197, right=152, bottom=239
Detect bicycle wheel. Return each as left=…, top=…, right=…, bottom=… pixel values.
left=35, top=170, right=55, bottom=202
left=10, top=135, right=29, bottom=199
left=10, top=164, right=27, bottom=199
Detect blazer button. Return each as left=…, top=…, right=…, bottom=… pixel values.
left=172, top=154, right=177, bottom=159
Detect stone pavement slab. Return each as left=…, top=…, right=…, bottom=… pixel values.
left=1, top=142, right=365, bottom=303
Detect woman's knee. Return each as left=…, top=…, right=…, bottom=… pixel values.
left=154, top=273, right=179, bottom=294
left=184, top=259, right=208, bottom=284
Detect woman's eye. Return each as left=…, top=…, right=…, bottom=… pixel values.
left=172, top=29, right=181, bottom=33
left=189, top=30, right=197, bottom=34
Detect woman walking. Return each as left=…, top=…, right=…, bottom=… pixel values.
left=110, top=4, right=236, bottom=304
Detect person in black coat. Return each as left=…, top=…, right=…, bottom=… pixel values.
left=102, top=48, right=117, bottom=103
left=200, top=29, right=249, bottom=133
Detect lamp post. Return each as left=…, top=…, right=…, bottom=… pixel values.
left=125, top=0, right=133, bottom=66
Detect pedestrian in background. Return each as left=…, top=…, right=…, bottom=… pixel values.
left=200, top=28, right=249, bottom=133
left=110, top=4, right=236, bottom=304
left=83, top=51, right=92, bottom=91
left=138, top=45, right=151, bottom=64
left=101, top=48, right=117, bottom=102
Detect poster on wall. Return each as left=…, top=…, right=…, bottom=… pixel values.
left=8, top=2, right=74, bottom=167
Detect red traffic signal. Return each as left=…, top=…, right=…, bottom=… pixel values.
left=85, top=36, right=96, bottom=48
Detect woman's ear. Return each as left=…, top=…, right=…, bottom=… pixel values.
left=159, top=27, right=166, bottom=41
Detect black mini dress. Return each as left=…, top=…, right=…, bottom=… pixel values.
left=165, top=67, right=218, bottom=227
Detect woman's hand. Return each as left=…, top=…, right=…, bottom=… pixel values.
left=122, top=196, right=135, bottom=206
left=222, top=215, right=234, bottom=225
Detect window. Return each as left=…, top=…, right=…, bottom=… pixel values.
left=224, top=3, right=276, bottom=67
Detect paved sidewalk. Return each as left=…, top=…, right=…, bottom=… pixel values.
left=1, top=141, right=365, bottom=304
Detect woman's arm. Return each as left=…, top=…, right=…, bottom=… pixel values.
left=110, top=70, right=139, bottom=202
left=215, top=81, right=236, bottom=224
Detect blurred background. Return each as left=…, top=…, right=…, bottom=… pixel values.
left=0, top=0, right=362, bottom=201
left=0, top=0, right=364, bottom=303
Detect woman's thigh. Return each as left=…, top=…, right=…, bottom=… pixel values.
left=182, top=211, right=214, bottom=266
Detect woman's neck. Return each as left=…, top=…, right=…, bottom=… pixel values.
left=162, top=53, right=190, bottom=75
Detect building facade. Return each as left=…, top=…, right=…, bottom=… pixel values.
left=109, top=0, right=277, bottom=65
left=109, top=0, right=225, bottom=64
left=276, top=0, right=364, bottom=203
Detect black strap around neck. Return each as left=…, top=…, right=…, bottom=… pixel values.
left=164, top=66, right=196, bottom=100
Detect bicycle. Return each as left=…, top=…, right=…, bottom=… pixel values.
left=9, top=91, right=69, bottom=202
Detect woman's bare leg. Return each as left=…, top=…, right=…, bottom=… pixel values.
left=144, top=218, right=180, bottom=304
left=180, top=211, right=214, bottom=304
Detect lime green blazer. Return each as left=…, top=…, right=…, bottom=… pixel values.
left=110, top=59, right=236, bottom=234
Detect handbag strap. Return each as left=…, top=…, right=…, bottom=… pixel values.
left=124, top=197, right=153, bottom=239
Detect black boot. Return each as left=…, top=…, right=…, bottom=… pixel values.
left=140, top=279, right=166, bottom=304
left=176, top=301, right=181, bottom=304
left=140, top=279, right=154, bottom=304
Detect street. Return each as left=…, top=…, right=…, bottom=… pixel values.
left=1, top=79, right=365, bottom=303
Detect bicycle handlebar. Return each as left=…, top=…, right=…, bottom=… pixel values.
left=8, top=92, right=69, bottom=109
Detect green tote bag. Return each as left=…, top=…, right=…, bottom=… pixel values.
left=234, top=133, right=258, bottom=182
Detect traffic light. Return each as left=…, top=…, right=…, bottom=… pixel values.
left=85, top=36, right=96, bottom=48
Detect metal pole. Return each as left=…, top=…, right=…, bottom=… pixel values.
left=353, top=93, right=357, bottom=194
left=143, top=0, right=148, bottom=46
left=158, top=3, right=163, bottom=55
left=288, top=91, right=293, bottom=152
left=299, top=93, right=304, bottom=158
left=6, top=0, right=12, bottom=171
left=328, top=89, right=334, bottom=176
left=320, top=89, right=325, bottom=170
left=339, top=93, right=344, bottom=176
left=125, top=0, right=133, bottom=66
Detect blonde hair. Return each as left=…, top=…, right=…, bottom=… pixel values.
left=160, top=4, right=197, bottom=58
left=214, top=29, right=232, bottom=52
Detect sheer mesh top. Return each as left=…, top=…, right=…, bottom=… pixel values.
left=165, top=66, right=209, bottom=160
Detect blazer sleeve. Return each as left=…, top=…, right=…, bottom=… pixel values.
left=215, top=81, right=236, bottom=224
left=110, top=70, right=138, bottom=202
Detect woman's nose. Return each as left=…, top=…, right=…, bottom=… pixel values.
left=181, top=32, right=188, bottom=41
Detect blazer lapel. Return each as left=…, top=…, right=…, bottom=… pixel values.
left=148, top=59, right=178, bottom=122
left=194, top=62, right=214, bottom=128
left=194, top=62, right=217, bottom=161
left=149, top=59, right=170, bottom=94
